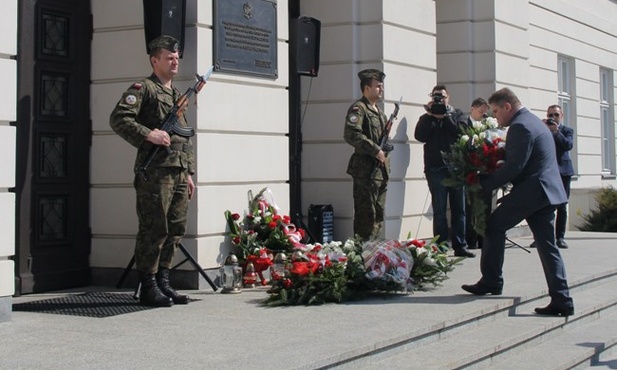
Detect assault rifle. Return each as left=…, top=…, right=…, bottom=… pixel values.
left=378, top=96, right=402, bottom=155
left=137, top=66, right=213, bottom=178
left=371, top=96, right=402, bottom=178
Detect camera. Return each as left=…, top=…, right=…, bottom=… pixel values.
left=427, top=92, right=447, bottom=115
left=545, top=118, right=557, bottom=126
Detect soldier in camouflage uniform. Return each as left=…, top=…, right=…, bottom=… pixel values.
left=110, top=36, right=194, bottom=307
left=344, top=69, right=390, bottom=240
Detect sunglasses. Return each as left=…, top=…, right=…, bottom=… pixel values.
left=547, top=113, right=560, bottom=118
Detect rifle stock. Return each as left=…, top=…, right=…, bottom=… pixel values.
left=371, top=97, right=402, bottom=178
left=137, top=67, right=214, bottom=177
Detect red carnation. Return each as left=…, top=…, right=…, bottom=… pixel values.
left=466, top=172, right=478, bottom=185
left=268, top=221, right=277, bottom=229
left=231, top=213, right=241, bottom=220
left=282, top=278, right=293, bottom=289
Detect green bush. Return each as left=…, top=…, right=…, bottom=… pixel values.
left=578, top=186, right=617, bottom=232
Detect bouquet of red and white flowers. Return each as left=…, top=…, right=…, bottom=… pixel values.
left=362, top=239, right=414, bottom=289
left=443, top=116, right=506, bottom=235
left=225, top=187, right=306, bottom=284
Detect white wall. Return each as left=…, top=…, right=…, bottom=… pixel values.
left=527, top=0, right=617, bottom=228
left=0, top=0, right=17, bottom=319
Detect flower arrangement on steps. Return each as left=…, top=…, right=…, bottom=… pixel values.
left=225, top=187, right=464, bottom=306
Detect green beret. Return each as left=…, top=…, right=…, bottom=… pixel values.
left=148, top=35, right=180, bottom=54
left=358, top=69, right=385, bottom=82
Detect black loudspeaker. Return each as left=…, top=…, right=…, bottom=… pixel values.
left=292, top=16, right=321, bottom=77
left=308, top=204, right=334, bottom=243
left=143, top=0, right=186, bottom=57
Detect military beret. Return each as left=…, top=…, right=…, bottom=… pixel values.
left=358, top=69, right=385, bottom=82
left=148, top=35, right=180, bottom=54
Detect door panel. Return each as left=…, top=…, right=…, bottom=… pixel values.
left=16, top=0, right=91, bottom=294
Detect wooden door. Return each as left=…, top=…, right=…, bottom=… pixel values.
left=15, top=0, right=91, bottom=294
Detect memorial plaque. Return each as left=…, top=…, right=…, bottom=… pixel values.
left=213, top=0, right=278, bottom=78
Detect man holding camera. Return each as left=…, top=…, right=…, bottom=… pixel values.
left=415, top=85, right=474, bottom=257
left=530, top=105, right=574, bottom=249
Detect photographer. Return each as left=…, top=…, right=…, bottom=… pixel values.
left=414, top=85, right=474, bottom=257
left=530, top=105, right=574, bottom=249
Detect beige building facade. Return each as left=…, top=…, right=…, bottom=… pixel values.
left=1, top=0, right=616, bottom=321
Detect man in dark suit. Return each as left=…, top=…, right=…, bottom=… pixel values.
left=462, top=88, right=574, bottom=317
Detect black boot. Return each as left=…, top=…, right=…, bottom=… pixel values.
left=139, top=273, right=173, bottom=307
left=156, top=268, right=190, bottom=305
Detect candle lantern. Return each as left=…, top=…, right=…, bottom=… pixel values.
left=270, top=252, right=288, bottom=280
left=220, top=252, right=242, bottom=293
left=243, top=261, right=258, bottom=288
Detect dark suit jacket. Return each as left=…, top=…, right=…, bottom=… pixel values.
left=554, top=124, right=575, bottom=177
left=480, top=108, right=567, bottom=208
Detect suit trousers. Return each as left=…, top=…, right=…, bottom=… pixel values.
left=555, top=175, right=572, bottom=239
left=481, top=197, right=573, bottom=307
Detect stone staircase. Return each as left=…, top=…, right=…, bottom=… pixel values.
left=332, top=270, right=617, bottom=370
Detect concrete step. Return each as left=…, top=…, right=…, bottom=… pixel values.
left=576, top=339, right=617, bottom=369
left=489, top=310, right=617, bottom=370
left=337, top=271, right=617, bottom=369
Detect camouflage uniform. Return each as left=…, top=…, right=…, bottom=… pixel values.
left=344, top=70, right=390, bottom=240
left=110, top=74, right=194, bottom=274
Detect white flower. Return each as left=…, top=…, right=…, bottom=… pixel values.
left=472, top=120, right=484, bottom=130
left=325, top=240, right=343, bottom=248
left=460, top=134, right=470, bottom=143
left=423, top=257, right=438, bottom=267
left=489, top=131, right=501, bottom=141
left=483, top=117, right=499, bottom=128
left=343, top=238, right=356, bottom=251
left=479, top=131, right=487, bottom=140
left=415, top=247, right=427, bottom=258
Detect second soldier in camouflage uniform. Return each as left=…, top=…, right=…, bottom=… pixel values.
left=110, top=35, right=195, bottom=307
left=344, top=69, right=390, bottom=240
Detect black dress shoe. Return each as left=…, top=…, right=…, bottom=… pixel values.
left=534, top=304, right=574, bottom=317
left=461, top=283, right=502, bottom=296
left=454, top=248, right=476, bottom=258
left=556, top=238, right=569, bottom=249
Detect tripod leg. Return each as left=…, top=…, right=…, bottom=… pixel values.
left=178, top=243, right=218, bottom=291
left=133, top=282, right=141, bottom=300
left=505, top=237, right=532, bottom=254
left=116, top=255, right=136, bottom=289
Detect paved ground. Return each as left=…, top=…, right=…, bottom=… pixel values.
left=1, top=231, right=616, bottom=370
